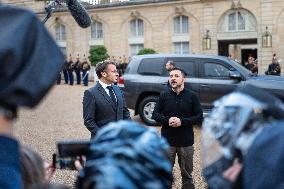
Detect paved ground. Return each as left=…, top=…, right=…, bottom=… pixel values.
left=14, top=82, right=207, bottom=189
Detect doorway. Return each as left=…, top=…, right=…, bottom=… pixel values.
left=218, top=39, right=257, bottom=64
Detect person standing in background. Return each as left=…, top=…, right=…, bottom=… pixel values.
left=165, top=60, right=175, bottom=72
left=56, top=71, right=61, bottom=85
left=265, top=53, right=281, bottom=76
left=67, top=54, right=74, bottom=86
left=74, top=55, right=82, bottom=85
left=121, top=54, right=128, bottom=75
left=245, top=56, right=258, bottom=74
left=82, top=55, right=91, bottom=87
left=62, top=56, right=69, bottom=84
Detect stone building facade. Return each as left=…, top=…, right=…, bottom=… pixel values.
left=2, top=0, right=284, bottom=74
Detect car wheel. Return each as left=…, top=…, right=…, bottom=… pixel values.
left=138, top=96, right=158, bottom=126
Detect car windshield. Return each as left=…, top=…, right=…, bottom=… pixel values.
left=228, top=58, right=255, bottom=76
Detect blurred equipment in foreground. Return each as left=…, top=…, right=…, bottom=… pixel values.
left=202, top=84, right=284, bottom=189
left=76, top=120, right=172, bottom=189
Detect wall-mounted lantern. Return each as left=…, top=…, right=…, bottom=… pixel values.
left=262, top=26, right=272, bottom=48
left=203, top=30, right=211, bottom=50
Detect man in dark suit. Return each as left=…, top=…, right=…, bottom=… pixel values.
left=83, top=61, right=131, bottom=138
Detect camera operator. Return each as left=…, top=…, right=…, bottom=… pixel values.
left=201, top=84, right=284, bottom=189
left=75, top=120, right=172, bottom=189
left=265, top=54, right=281, bottom=76
left=0, top=4, right=65, bottom=189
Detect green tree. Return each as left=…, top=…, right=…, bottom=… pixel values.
left=88, top=45, right=109, bottom=66
left=137, top=48, right=157, bottom=55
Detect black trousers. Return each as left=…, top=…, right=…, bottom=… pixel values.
left=169, top=146, right=195, bottom=189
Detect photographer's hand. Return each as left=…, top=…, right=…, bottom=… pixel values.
left=0, top=116, right=13, bottom=136
left=75, top=156, right=86, bottom=171
left=223, top=162, right=242, bottom=182
left=45, top=161, right=56, bottom=181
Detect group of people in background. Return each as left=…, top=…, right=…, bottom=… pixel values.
left=231, top=53, right=281, bottom=76
left=107, top=55, right=130, bottom=76
left=57, top=54, right=91, bottom=86
left=57, top=54, right=130, bottom=86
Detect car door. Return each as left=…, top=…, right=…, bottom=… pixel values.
left=198, top=58, right=241, bottom=112
left=162, top=57, right=200, bottom=95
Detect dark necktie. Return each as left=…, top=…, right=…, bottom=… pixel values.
left=106, top=86, right=116, bottom=105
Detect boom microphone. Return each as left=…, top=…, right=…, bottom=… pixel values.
left=66, top=0, right=91, bottom=28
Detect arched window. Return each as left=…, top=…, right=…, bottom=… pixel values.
left=218, top=10, right=256, bottom=32
left=55, top=24, right=66, bottom=41
left=130, top=19, right=144, bottom=37
left=91, top=21, right=103, bottom=39
left=173, top=15, right=189, bottom=34
left=228, top=11, right=245, bottom=31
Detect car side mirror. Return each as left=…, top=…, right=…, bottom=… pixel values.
left=229, top=71, right=242, bottom=80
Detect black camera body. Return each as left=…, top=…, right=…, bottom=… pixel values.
left=53, top=140, right=91, bottom=170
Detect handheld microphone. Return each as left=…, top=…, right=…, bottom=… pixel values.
left=66, top=0, right=91, bottom=28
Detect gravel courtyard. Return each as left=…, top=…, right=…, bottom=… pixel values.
left=14, top=83, right=207, bottom=189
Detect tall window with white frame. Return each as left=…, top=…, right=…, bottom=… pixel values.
left=91, top=21, right=103, bottom=39
left=54, top=23, right=66, bottom=55
left=173, top=15, right=189, bottom=54
left=174, top=15, right=189, bottom=35
left=130, top=19, right=144, bottom=37
left=55, top=24, right=66, bottom=41
left=129, top=18, right=144, bottom=56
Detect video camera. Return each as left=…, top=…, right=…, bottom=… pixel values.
left=53, top=140, right=91, bottom=170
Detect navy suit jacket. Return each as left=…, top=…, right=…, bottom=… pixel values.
left=83, top=82, right=130, bottom=138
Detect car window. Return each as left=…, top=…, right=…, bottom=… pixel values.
left=174, top=61, right=195, bottom=77
left=204, top=63, right=230, bottom=79
left=138, top=58, right=164, bottom=75
left=166, top=58, right=196, bottom=77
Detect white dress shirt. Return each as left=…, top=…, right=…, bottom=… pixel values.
left=98, top=80, right=117, bottom=101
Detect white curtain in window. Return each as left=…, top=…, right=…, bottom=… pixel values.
left=182, top=42, right=189, bottom=54
left=174, top=17, right=180, bottom=34
left=91, top=21, right=103, bottom=39
left=130, top=20, right=136, bottom=36
left=174, top=42, right=180, bottom=54
left=238, top=12, right=245, bottom=30
left=228, top=12, right=236, bottom=31
left=174, top=16, right=189, bottom=34
left=182, top=16, right=189, bottom=33
left=91, top=23, right=96, bottom=39
left=130, top=19, right=144, bottom=37
left=55, top=24, right=66, bottom=41
left=137, top=19, right=144, bottom=36
left=97, top=22, right=103, bottom=38
left=55, top=26, right=60, bottom=40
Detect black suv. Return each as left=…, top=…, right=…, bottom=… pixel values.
left=119, top=54, right=284, bottom=125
